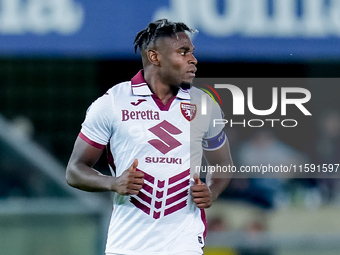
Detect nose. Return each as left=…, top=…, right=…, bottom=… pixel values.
left=189, top=52, right=198, bottom=65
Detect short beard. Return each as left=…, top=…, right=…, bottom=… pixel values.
left=179, top=82, right=191, bottom=90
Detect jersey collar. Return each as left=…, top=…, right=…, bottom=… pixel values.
left=131, top=70, right=191, bottom=100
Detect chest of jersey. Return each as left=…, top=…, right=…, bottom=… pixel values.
left=112, top=96, right=191, bottom=156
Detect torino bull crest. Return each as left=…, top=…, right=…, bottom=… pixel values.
left=180, top=102, right=197, bottom=121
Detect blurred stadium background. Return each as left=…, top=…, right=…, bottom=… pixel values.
left=1, top=0, right=340, bottom=254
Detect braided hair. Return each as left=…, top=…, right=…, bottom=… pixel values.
left=134, top=19, right=197, bottom=53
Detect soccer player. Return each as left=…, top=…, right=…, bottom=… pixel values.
left=66, top=19, right=233, bottom=255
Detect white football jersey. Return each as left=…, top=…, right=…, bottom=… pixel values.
left=80, top=71, right=225, bottom=255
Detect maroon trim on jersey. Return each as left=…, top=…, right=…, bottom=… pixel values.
left=167, top=179, right=190, bottom=195
left=165, top=190, right=188, bottom=206
left=143, top=182, right=153, bottom=195
left=131, top=70, right=151, bottom=96
left=131, top=83, right=147, bottom=88
left=130, top=168, right=190, bottom=219
left=164, top=200, right=187, bottom=217
left=169, top=169, right=190, bottom=184
left=137, top=190, right=152, bottom=205
left=201, top=208, right=207, bottom=242
left=79, top=132, right=105, bottom=150
left=131, top=70, right=146, bottom=86
left=151, top=94, right=176, bottom=111
left=156, top=190, right=163, bottom=199
left=130, top=197, right=150, bottom=215
left=154, top=201, right=162, bottom=209
left=180, top=88, right=189, bottom=93
left=137, top=169, right=155, bottom=184
left=131, top=70, right=190, bottom=103
left=153, top=211, right=161, bottom=219
left=157, top=180, right=165, bottom=188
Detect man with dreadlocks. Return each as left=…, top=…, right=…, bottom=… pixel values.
left=66, top=19, right=233, bottom=255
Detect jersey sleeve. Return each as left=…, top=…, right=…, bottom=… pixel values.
left=202, top=97, right=226, bottom=151
left=80, top=92, right=113, bottom=149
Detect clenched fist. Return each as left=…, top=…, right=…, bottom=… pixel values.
left=190, top=173, right=213, bottom=209
left=114, top=159, right=144, bottom=195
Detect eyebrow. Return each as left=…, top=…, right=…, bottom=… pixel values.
left=178, top=46, right=195, bottom=51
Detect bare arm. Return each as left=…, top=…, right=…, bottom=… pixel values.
left=204, top=139, right=233, bottom=202
left=66, top=136, right=144, bottom=195
left=191, top=139, right=233, bottom=208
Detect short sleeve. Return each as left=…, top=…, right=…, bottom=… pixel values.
left=203, top=97, right=225, bottom=139
left=202, top=96, right=226, bottom=151
left=80, top=92, right=113, bottom=148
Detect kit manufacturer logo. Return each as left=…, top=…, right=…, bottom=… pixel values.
left=131, top=99, right=147, bottom=106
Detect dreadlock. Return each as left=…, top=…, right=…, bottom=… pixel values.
left=133, top=19, right=197, bottom=53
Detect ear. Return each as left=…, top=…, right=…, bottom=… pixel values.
left=147, top=49, right=161, bottom=66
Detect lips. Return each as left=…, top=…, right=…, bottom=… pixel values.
left=187, top=68, right=197, bottom=77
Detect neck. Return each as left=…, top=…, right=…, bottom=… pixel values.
left=144, top=69, right=178, bottom=105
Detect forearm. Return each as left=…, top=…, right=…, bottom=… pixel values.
left=206, top=168, right=232, bottom=202
left=66, top=162, right=116, bottom=192
left=66, top=158, right=143, bottom=195
left=203, top=140, right=233, bottom=203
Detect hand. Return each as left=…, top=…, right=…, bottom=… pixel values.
left=114, top=159, right=144, bottom=195
left=190, top=173, right=213, bottom=209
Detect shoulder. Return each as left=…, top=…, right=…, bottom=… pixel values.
left=93, top=81, right=131, bottom=104
left=190, top=86, right=215, bottom=104
left=86, top=81, right=131, bottom=114
left=106, top=81, right=131, bottom=96
left=189, top=86, right=204, bottom=97
left=190, top=86, right=221, bottom=114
